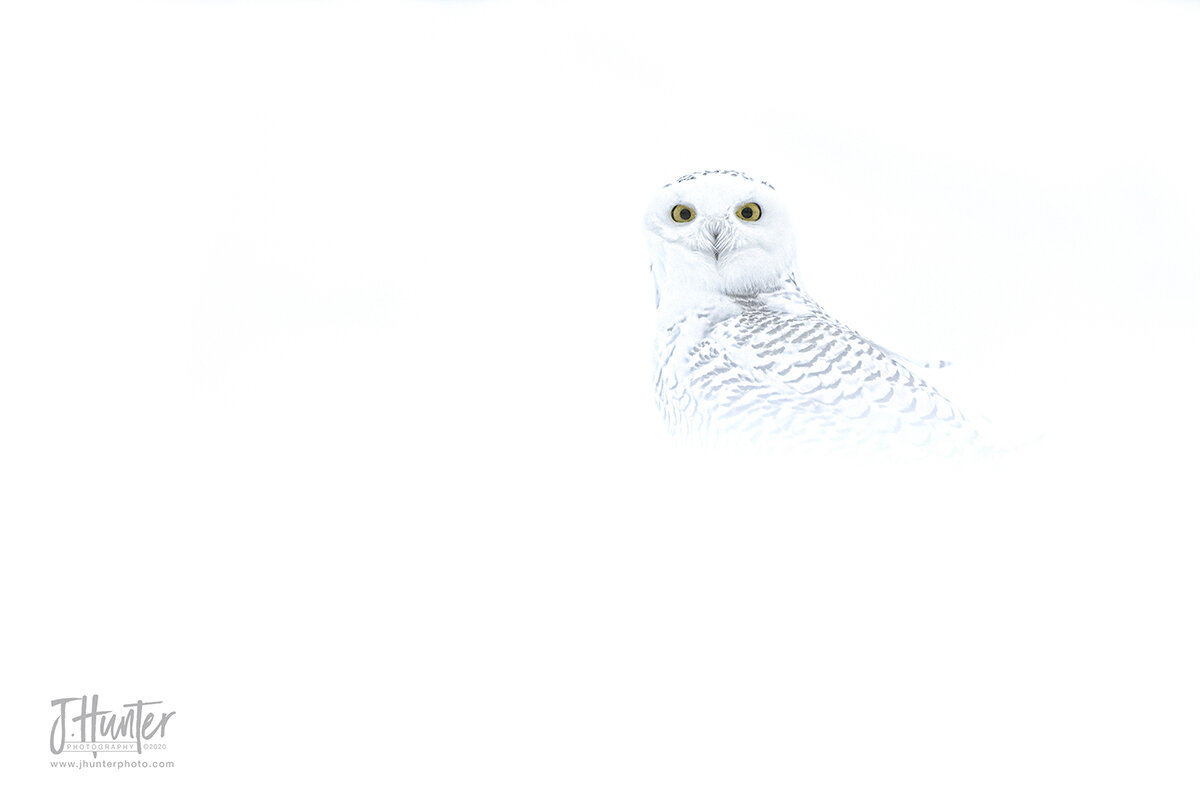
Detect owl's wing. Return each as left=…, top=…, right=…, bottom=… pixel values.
left=698, top=304, right=970, bottom=446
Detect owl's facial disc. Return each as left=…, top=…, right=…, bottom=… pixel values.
left=668, top=202, right=750, bottom=265
left=645, top=171, right=797, bottom=298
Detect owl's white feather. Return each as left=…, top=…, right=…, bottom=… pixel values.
left=646, top=170, right=974, bottom=452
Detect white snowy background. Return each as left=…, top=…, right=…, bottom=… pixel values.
left=2, top=0, right=1197, bottom=797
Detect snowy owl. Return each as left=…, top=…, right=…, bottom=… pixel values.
left=646, top=169, right=973, bottom=451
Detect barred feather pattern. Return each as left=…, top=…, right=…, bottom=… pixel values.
left=655, top=283, right=974, bottom=453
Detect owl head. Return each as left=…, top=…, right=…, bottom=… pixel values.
left=644, top=170, right=798, bottom=302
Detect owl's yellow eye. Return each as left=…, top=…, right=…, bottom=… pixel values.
left=736, top=202, right=762, bottom=221
left=671, top=204, right=696, bottom=223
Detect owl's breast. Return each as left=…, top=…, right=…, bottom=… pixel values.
left=653, top=303, right=742, bottom=436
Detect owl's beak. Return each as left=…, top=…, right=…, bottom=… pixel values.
left=704, top=218, right=731, bottom=264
